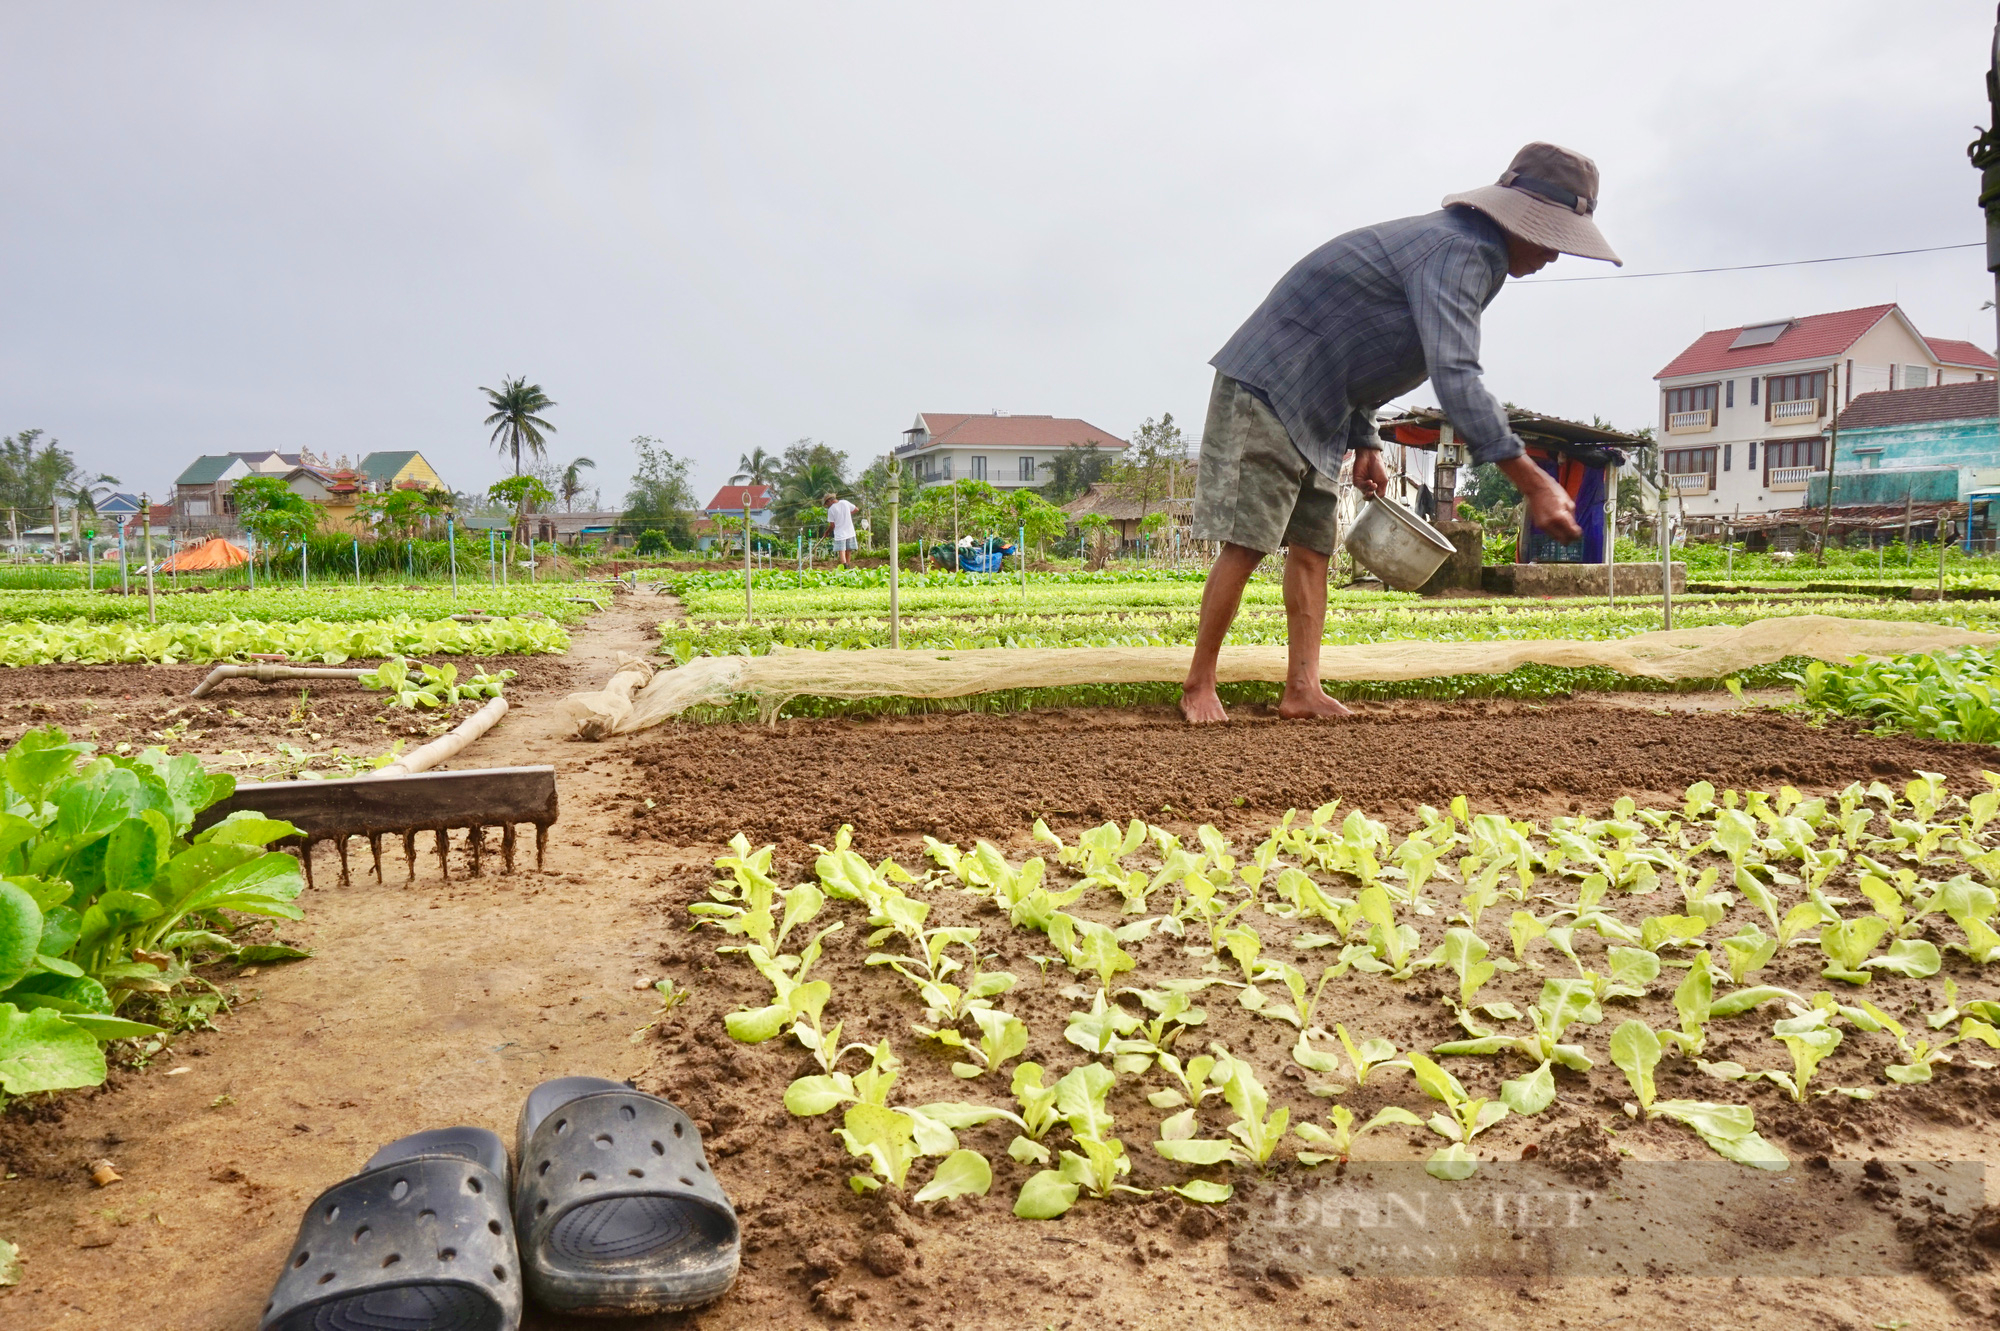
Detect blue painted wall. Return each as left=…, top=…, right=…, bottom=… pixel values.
left=1834, top=415, right=1997, bottom=471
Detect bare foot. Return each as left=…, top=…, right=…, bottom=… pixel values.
left=1277, top=689, right=1354, bottom=720
left=1180, top=685, right=1229, bottom=724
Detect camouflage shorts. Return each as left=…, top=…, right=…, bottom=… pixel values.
left=1190, top=372, right=1342, bottom=555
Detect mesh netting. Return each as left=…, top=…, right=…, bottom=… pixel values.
left=558, top=615, right=1998, bottom=735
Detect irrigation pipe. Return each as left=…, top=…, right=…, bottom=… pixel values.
left=370, top=695, right=509, bottom=778
left=190, top=663, right=371, bottom=699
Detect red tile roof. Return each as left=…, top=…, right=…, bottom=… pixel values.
left=914, top=413, right=1125, bottom=450
left=1654, top=305, right=1899, bottom=380
left=1834, top=381, right=1999, bottom=431
left=703, top=483, right=773, bottom=512
left=1924, top=337, right=1998, bottom=370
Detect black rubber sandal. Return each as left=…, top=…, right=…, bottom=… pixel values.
left=513, top=1076, right=740, bottom=1315
left=260, top=1127, right=522, bottom=1331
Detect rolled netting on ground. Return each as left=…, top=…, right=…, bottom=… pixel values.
left=558, top=614, right=2000, bottom=735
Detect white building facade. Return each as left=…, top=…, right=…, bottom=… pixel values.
left=1652, top=304, right=1995, bottom=518
left=897, top=412, right=1126, bottom=490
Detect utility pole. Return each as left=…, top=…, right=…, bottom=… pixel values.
left=1973, top=6, right=2000, bottom=449
left=1817, top=361, right=1840, bottom=564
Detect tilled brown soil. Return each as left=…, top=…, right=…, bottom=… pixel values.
left=626, top=700, right=2000, bottom=849
left=0, top=655, right=569, bottom=777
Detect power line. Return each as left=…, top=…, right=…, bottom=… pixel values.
left=1517, top=241, right=1982, bottom=283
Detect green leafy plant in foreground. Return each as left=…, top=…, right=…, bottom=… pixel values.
left=1608, top=1019, right=1787, bottom=1169
left=0, top=728, right=306, bottom=1103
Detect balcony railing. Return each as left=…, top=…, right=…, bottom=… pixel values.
left=1667, top=472, right=1712, bottom=496
left=1766, top=466, right=1822, bottom=492
left=1770, top=398, right=1823, bottom=423
left=1666, top=410, right=1714, bottom=434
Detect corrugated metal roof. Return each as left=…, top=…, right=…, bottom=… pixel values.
left=359, top=451, right=421, bottom=482
left=175, top=455, right=244, bottom=485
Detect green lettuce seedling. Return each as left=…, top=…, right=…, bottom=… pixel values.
left=923, top=1006, right=1029, bottom=1079
left=1403, top=1051, right=1507, bottom=1179
left=1433, top=977, right=1600, bottom=1072
left=1294, top=1105, right=1425, bottom=1166
left=912, top=1149, right=992, bottom=1204
left=1939, top=877, right=2000, bottom=963
left=1925, top=978, right=2000, bottom=1031
left=1719, top=925, right=1778, bottom=984
left=1610, top=1019, right=1787, bottom=1170
left=1332, top=1024, right=1405, bottom=1085
left=1818, top=915, right=1940, bottom=985
left=1016, top=1132, right=1146, bottom=1218
left=1764, top=1010, right=1843, bottom=1101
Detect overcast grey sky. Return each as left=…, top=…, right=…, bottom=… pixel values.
left=2, top=2, right=1994, bottom=509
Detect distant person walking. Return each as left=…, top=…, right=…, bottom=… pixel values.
left=1181, top=142, right=1616, bottom=724
left=825, top=492, right=857, bottom=567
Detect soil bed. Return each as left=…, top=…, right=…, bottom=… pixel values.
left=0, top=654, right=568, bottom=778
left=627, top=699, right=1999, bottom=850
left=3, top=634, right=1998, bottom=1329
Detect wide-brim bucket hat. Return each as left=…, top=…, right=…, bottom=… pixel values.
left=1443, top=141, right=1621, bottom=266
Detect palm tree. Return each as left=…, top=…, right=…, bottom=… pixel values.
left=481, top=376, right=558, bottom=475
left=730, top=447, right=780, bottom=489
left=559, top=457, right=596, bottom=512
left=774, top=461, right=850, bottom=529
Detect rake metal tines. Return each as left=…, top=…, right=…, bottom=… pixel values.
left=298, top=819, right=552, bottom=888
left=190, top=766, right=560, bottom=891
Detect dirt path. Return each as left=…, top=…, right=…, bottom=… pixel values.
left=3, top=613, right=1998, bottom=1329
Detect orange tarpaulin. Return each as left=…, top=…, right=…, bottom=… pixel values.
left=157, top=537, right=249, bottom=571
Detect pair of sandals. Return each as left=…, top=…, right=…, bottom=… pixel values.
left=259, top=1077, right=739, bottom=1329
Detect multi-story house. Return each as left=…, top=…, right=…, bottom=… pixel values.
left=172, top=449, right=446, bottom=535
left=1651, top=304, right=1995, bottom=518
left=896, top=412, right=1125, bottom=489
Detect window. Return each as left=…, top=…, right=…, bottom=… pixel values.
left=1663, top=382, right=1719, bottom=426
left=1662, top=447, right=1717, bottom=479
left=1763, top=438, right=1824, bottom=482
left=1845, top=359, right=1854, bottom=404
left=1748, top=440, right=1757, bottom=468
left=941, top=458, right=953, bottom=481
left=1750, top=377, right=1759, bottom=405
left=1018, top=456, right=1035, bottom=483
left=1723, top=443, right=1732, bottom=471
left=970, top=456, right=987, bottom=481
left=1899, top=365, right=1931, bottom=390
left=1763, top=371, right=1826, bottom=420
left=1725, top=380, right=1735, bottom=408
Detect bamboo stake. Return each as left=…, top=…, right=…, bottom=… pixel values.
left=372, top=695, right=508, bottom=777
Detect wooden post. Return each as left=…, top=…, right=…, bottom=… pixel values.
left=141, top=492, right=156, bottom=624
left=447, top=518, right=458, bottom=599
left=743, top=498, right=753, bottom=623
left=1659, top=486, right=1673, bottom=631
left=1817, top=361, right=1840, bottom=564
left=887, top=469, right=901, bottom=649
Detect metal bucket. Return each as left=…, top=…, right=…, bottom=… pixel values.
left=1343, top=495, right=1456, bottom=591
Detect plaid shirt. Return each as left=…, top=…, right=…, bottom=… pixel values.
left=1211, top=207, right=1525, bottom=479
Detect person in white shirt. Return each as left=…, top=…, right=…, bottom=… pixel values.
left=824, top=492, right=858, bottom=567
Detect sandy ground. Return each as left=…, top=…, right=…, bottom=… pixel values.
left=0, top=602, right=1996, bottom=1329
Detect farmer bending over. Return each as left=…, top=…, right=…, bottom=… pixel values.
left=825, top=492, right=858, bottom=567
left=1181, top=142, right=1615, bottom=724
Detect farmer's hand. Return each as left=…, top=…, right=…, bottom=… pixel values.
left=1497, top=455, right=1581, bottom=541
left=1351, top=448, right=1389, bottom=498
